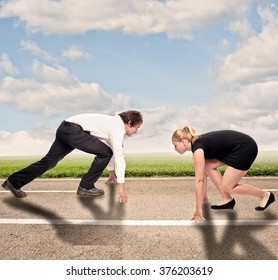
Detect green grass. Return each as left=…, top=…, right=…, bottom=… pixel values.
left=0, top=151, right=278, bottom=178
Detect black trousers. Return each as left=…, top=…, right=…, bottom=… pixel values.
left=8, top=121, right=113, bottom=190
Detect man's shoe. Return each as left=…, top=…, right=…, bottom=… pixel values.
left=2, top=180, right=26, bottom=198
left=76, top=186, right=104, bottom=197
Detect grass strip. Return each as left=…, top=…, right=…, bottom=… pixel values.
left=0, top=151, right=278, bottom=178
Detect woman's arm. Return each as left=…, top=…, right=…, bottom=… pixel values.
left=192, top=148, right=206, bottom=221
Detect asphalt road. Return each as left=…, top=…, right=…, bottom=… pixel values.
left=0, top=177, right=277, bottom=260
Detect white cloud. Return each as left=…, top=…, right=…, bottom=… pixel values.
left=137, top=106, right=184, bottom=138
left=21, top=40, right=91, bottom=62
left=61, top=46, right=91, bottom=60
left=123, top=106, right=187, bottom=153
left=0, top=130, right=51, bottom=156
left=201, top=5, right=278, bottom=150
left=31, top=60, right=78, bottom=86
left=0, top=60, right=133, bottom=117
left=218, top=6, right=278, bottom=85
left=181, top=80, right=278, bottom=150
left=0, top=0, right=257, bottom=39
left=20, top=40, right=57, bottom=62
left=0, top=53, right=20, bottom=76
left=228, top=18, right=255, bottom=39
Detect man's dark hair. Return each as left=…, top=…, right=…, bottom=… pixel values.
left=118, top=110, right=143, bottom=126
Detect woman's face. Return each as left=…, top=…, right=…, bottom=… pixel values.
left=172, top=139, right=189, bottom=154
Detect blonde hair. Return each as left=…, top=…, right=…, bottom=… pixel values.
left=172, top=125, right=200, bottom=144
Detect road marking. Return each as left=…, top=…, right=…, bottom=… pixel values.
left=0, top=218, right=277, bottom=226
left=1, top=189, right=277, bottom=193
left=2, top=177, right=278, bottom=182
left=0, top=190, right=77, bottom=193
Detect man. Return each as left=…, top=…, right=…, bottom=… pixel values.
left=2, top=110, right=143, bottom=203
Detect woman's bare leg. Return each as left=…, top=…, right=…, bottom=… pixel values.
left=206, top=159, right=272, bottom=207
left=203, top=174, right=209, bottom=202
left=205, top=159, right=233, bottom=204
left=222, top=166, right=270, bottom=207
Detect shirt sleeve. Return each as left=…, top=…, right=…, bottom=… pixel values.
left=192, top=141, right=204, bottom=153
left=109, top=126, right=126, bottom=183
left=107, top=155, right=115, bottom=171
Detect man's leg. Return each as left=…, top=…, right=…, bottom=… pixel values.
left=79, top=144, right=113, bottom=189
left=76, top=144, right=113, bottom=196
left=4, top=133, right=73, bottom=197
left=9, top=140, right=73, bottom=187
left=58, top=121, right=113, bottom=191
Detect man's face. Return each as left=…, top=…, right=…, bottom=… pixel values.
left=125, top=122, right=141, bottom=136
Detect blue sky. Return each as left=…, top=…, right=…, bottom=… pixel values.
left=1, top=0, right=278, bottom=155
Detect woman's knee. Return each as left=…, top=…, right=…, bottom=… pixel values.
left=221, top=183, right=240, bottom=192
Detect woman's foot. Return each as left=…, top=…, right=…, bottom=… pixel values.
left=255, top=192, right=275, bottom=211
left=210, top=198, right=236, bottom=210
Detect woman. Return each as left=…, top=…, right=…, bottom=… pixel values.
left=172, top=126, right=275, bottom=221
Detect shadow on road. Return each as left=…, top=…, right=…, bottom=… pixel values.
left=76, top=183, right=125, bottom=220
left=196, top=203, right=277, bottom=259
left=3, top=184, right=126, bottom=249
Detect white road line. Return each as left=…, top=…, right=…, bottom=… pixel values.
left=1, top=189, right=277, bottom=193
left=0, top=218, right=277, bottom=226
left=0, top=190, right=77, bottom=193
left=1, top=177, right=278, bottom=182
